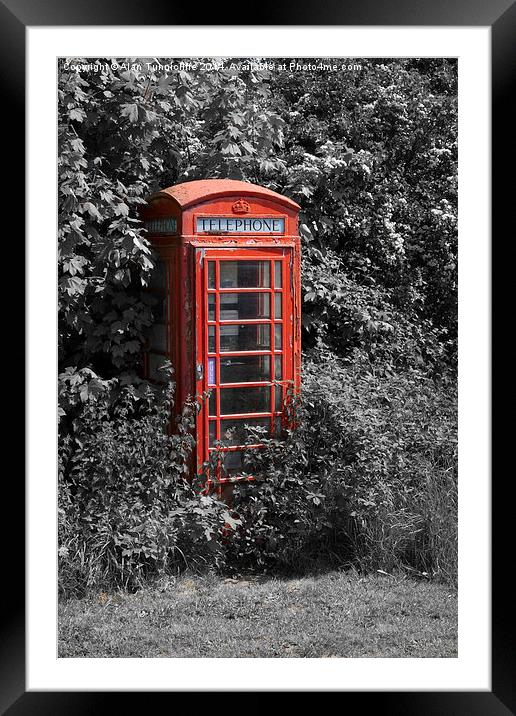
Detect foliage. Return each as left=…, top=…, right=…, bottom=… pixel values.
left=58, top=369, right=231, bottom=597
left=58, top=59, right=286, bottom=377
left=274, top=59, right=458, bottom=343
left=58, top=57, right=458, bottom=590
left=59, top=57, right=457, bottom=380
left=224, top=352, right=457, bottom=583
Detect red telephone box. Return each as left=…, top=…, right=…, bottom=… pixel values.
left=140, top=179, right=301, bottom=485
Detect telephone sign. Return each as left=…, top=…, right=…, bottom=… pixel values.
left=196, top=217, right=285, bottom=233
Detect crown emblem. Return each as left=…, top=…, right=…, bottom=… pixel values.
left=232, top=199, right=250, bottom=214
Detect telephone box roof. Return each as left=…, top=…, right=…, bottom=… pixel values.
left=148, top=179, right=300, bottom=211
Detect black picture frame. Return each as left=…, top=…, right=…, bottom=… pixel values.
left=3, top=0, right=510, bottom=712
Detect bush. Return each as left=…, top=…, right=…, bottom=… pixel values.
left=58, top=368, right=230, bottom=598
left=222, top=351, right=457, bottom=583
left=58, top=350, right=457, bottom=591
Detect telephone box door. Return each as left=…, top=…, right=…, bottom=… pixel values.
left=195, top=247, right=294, bottom=482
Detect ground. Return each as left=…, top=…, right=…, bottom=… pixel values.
left=58, top=570, right=457, bottom=658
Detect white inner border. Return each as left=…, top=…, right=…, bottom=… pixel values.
left=27, top=27, right=490, bottom=691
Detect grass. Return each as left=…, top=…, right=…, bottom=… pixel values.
left=58, top=570, right=457, bottom=658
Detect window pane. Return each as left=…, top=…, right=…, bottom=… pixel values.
left=220, top=418, right=270, bottom=446
left=220, top=386, right=270, bottom=415
left=274, top=293, right=282, bottom=318
left=222, top=450, right=242, bottom=475
left=208, top=294, right=216, bottom=321
left=274, top=355, right=282, bottom=380
left=151, top=294, right=168, bottom=323
left=275, top=324, right=282, bottom=349
left=275, top=385, right=283, bottom=412
left=220, top=293, right=270, bottom=321
left=149, top=323, right=167, bottom=352
left=220, top=261, right=270, bottom=288
left=274, top=261, right=282, bottom=288
left=208, top=326, right=216, bottom=352
left=220, top=324, right=270, bottom=352
left=208, top=261, right=215, bottom=289
left=148, top=353, right=168, bottom=382
left=209, top=421, right=217, bottom=445
left=209, top=391, right=217, bottom=416
left=220, top=355, right=270, bottom=384
left=149, top=261, right=168, bottom=290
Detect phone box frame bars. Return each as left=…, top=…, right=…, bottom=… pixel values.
left=140, top=179, right=301, bottom=486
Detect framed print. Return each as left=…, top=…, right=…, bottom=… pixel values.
left=2, top=0, right=511, bottom=711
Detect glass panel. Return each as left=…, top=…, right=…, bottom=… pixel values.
left=148, top=353, right=168, bottom=382
left=208, top=294, right=216, bottom=321
left=220, top=293, right=270, bottom=321
left=219, top=261, right=270, bottom=288
left=220, top=386, right=270, bottom=415
left=208, top=391, right=217, bottom=416
left=208, top=261, right=215, bottom=289
left=149, top=323, right=167, bottom=352
left=209, top=421, right=217, bottom=445
left=149, top=260, right=168, bottom=290
left=220, top=324, right=270, bottom=352
left=151, top=294, right=168, bottom=323
left=274, top=355, right=282, bottom=380
left=274, top=416, right=283, bottom=436
left=274, top=261, right=282, bottom=288
left=275, top=324, right=282, bottom=349
left=274, top=293, right=282, bottom=319
left=275, top=385, right=283, bottom=412
left=220, top=356, right=270, bottom=384
left=220, top=418, right=270, bottom=446
left=208, top=326, right=216, bottom=353
left=208, top=358, right=216, bottom=385
left=222, top=450, right=242, bottom=475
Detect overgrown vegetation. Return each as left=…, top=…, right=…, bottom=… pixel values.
left=227, top=353, right=457, bottom=584
left=58, top=367, right=232, bottom=596
left=58, top=57, right=457, bottom=597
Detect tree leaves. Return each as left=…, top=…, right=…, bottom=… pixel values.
left=69, top=107, right=86, bottom=123
left=114, top=203, right=129, bottom=217
left=120, top=103, right=139, bottom=123
left=82, top=202, right=102, bottom=220
left=58, top=56, right=457, bottom=388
